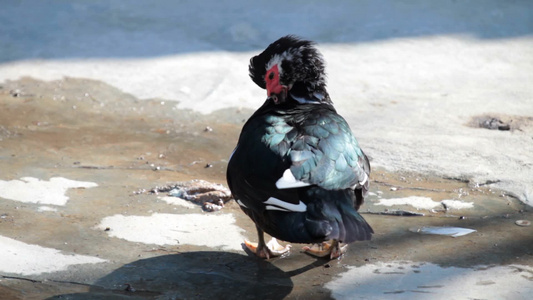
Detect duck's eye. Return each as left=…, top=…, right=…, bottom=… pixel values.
left=268, top=72, right=275, bottom=80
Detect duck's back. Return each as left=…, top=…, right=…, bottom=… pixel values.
left=227, top=99, right=373, bottom=244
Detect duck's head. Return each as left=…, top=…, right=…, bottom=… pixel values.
left=249, top=35, right=330, bottom=105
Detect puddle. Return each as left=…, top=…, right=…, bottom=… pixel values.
left=326, top=261, right=533, bottom=300
left=0, top=77, right=531, bottom=299
left=409, top=226, right=476, bottom=237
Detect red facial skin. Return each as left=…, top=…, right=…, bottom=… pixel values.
left=265, top=65, right=287, bottom=104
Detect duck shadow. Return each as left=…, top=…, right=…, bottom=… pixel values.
left=48, top=251, right=324, bottom=299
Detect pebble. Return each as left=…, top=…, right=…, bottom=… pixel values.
left=124, top=283, right=136, bottom=292
left=203, top=201, right=224, bottom=212
left=10, top=89, right=21, bottom=97
left=479, top=117, right=511, bottom=131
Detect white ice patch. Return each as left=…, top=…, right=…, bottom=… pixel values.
left=0, top=177, right=98, bottom=206
left=376, top=196, right=473, bottom=210
left=37, top=206, right=58, bottom=212
left=159, top=196, right=197, bottom=209
left=0, top=235, right=106, bottom=276
left=326, top=261, right=532, bottom=300
left=275, top=169, right=311, bottom=189
left=375, top=196, right=439, bottom=210
left=441, top=199, right=475, bottom=209
left=96, top=213, right=245, bottom=251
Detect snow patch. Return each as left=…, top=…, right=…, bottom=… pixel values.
left=326, top=261, right=533, bottom=300
left=441, top=199, right=474, bottom=209
left=375, top=196, right=441, bottom=210
left=0, top=235, right=106, bottom=276
left=96, top=213, right=245, bottom=251
left=0, top=177, right=98, bottom=206
left=375, top=196, right=473, bottom=210
left=37, top=206, right=58, bottom=212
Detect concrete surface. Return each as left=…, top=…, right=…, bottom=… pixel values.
left=1, top=0, right=531, bottom=204
left=0, top=1, right=532, bottom=299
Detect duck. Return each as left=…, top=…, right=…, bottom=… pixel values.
left=227, top=35, right=373, bottom=259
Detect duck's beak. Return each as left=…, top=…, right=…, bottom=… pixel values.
left=267, top=86, right=288, bottom=104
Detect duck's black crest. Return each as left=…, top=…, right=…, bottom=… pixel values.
left=249, top=35, right=327, bottom=93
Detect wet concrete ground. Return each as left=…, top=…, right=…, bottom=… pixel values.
left=0, top=78, right=532, bottom=299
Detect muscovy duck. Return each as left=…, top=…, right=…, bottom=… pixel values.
left=227, top=36, right=373, bottom=259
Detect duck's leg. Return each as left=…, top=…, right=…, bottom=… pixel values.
left=302, top=239, right=347, bottom=259
left=243, top=225, right=291, bottom=259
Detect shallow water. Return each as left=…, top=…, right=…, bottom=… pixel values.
left=0, top=78, right=531, bottom=299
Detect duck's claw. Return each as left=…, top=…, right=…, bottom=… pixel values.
left=302, top=240, right=347, bottom=260
left=243, top=238, right=291, bottom=259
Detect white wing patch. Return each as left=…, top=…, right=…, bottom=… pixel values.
left=275, top=169, right=312, bottom=189
left=360, top=172, right=368, bottom=186
left=351, top=172, right=369, bottom=189
left=264, top=197, right=307, bottom=212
